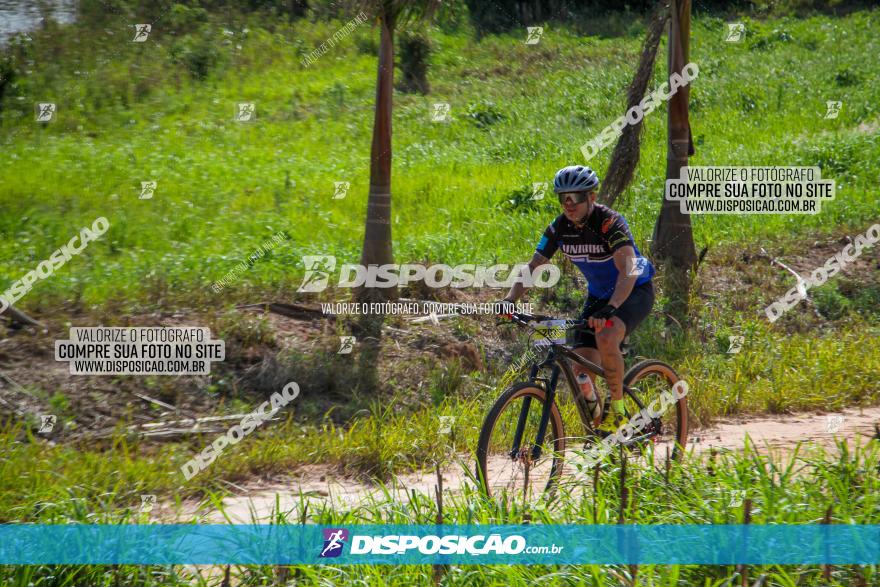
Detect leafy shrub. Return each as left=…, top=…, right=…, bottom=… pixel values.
left=77, top=0, right=132, bottom=24
left=749, top=0, right=846, bottom=16
left=838, top=278, right=880, bottom=320
left=738, top=92, right=758, bottom=113
left=813, top=282, right=851, bottom=320
left=397, top=31, right=431, bottom=94
left=166, top=3, right=210, bottom=34
left=834, top=67, right=861, bottom=87
left=213, top=310, right=277, bottom=351
left=353, top=32, right=378, bottom=56
left=804, top=137, right=861, bottom=176
left=466, top=100, right=504, bottom=129
left=434, top=0, right=470, bottom=33
left=169, top=29, right=226, bottom=80
left=748, top=28, right=794, bottom=50
left=0, top=56, right=17, bottom=109
left=501, top=183, right=554, bottom=213
left=323, top=81, right=348, bottom=110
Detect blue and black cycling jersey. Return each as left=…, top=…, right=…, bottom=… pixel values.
left=535, top=204, right=655, bottom=298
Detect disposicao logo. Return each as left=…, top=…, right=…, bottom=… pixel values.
left=319, top=528, right=349, bottom=558
left=296, top=256, right=560, bottom=293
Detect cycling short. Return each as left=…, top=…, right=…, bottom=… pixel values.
left=569, top=281, right=655, bottom=350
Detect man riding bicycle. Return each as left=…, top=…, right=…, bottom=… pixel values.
left=501, top=165, right=655, bottom=436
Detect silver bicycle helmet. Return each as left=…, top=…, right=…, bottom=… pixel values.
left=553, top=165, right=600, bottom=193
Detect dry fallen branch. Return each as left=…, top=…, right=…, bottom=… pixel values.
left=0, top=305, right=45, bottom=328
left=759, top=248, right=806, bottom=285
left=758, top=248, right=823, bottom=319
left=238, top=302, right=335, bottom=321
left=85, top=412, right=284, bottom=440
left=131, top=392, right=184, bottom=413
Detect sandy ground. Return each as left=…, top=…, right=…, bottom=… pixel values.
left=161, top=405, right=880, bottom=524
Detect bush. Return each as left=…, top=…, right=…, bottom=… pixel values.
left=77, top=0, right=132, bottom=24
left=0, top=56, right=17, bottom=110
left=834, top=67, right=861, bottom=87
left=501, top=183, right=554, bottom=213
left=813, top=282, right=851, bottom=320
left=397, top=31, right=431, bottom=94
left=169, top=29, right=226, bottom=80
left=166, top=3, right=210, bottom=34
left=466, top=99, right=504, bottom=129
left=353, top=31, right=378, bottom=55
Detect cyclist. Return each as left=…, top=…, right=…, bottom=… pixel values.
left=500, top=165, right=655, bottom=436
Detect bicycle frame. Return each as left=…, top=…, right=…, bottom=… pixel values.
left=509, top=339, right=648, bottom=462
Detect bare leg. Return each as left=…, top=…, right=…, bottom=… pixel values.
left=594, top=317, right=627, bottom=401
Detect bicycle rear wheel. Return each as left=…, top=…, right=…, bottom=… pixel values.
left=476, top=383, right=565, bottom=503
left=622, top=359, right=688, bottom=460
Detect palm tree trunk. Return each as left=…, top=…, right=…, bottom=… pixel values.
left=357, top=15, right=396, bottom=303
left=651, top=0, right=696, bottom=325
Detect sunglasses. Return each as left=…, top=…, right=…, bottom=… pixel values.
left=557, top=191, right=590, bottom=205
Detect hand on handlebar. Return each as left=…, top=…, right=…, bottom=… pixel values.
left=587, top=304, right=617, bottom=332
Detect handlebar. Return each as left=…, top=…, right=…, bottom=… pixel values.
left=501, top=311, right=613, bottom=331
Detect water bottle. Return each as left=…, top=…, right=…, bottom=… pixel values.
left=576, top=372, right=598, bottom=402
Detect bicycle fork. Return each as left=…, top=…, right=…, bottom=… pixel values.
left=509, top=363, right=560, bottom=462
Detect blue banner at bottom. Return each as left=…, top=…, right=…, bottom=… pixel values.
left=0, top=525, right=878, bottom=565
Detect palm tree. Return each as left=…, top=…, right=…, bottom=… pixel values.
left=651, top=0, right=697, bottom=325
left=355, top=0, right=438, bottom=304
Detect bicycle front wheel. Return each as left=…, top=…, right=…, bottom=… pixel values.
left=475, top=383, right=565, bottom=503
left=623, top=359, right=688, bottom=460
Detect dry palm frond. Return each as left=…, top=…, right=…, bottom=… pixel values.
left=599, top=2, right=669, bottom=207
left=348, top=0, right=442, bottom=28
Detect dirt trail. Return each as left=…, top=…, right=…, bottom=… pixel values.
left=163, top=406, right=880, bottom=524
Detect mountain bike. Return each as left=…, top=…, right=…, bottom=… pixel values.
left=476, top=311, right=687, bottom=501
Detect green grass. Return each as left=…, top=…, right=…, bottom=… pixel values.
left=1, top=11, right=879, bottom=313
left=1, top=317, right=877, bottom=522
left=2, top=8, right=880, bottom=585
left=1, top=438, right=878, bottom=585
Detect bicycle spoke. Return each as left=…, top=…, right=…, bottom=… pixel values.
left=623, top=361, right=687, bottom=461
left=477, top=387, right=564, bottom=504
